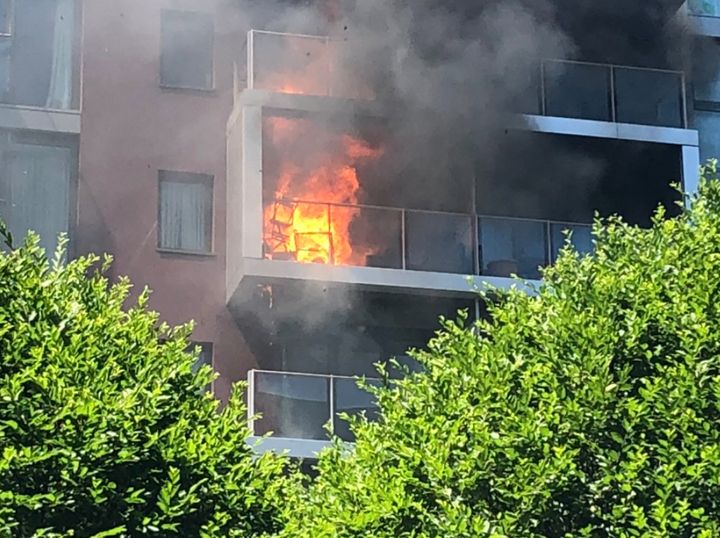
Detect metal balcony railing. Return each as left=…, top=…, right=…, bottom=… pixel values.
left=247, top=369, right=380, bottom=442
left=263, top=199, right=593, bottom=280
left=243, top=30, right=687, bottom=128
left=244, top=29, right=372, bottom=100
left=524, top=59, right=688, bottom=128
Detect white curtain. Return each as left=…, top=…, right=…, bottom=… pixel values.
left=160, top=178, right=211, bottom=252
left=45, top=0, right=74, bottom=109
left=6, top=144, right=71, bottom=254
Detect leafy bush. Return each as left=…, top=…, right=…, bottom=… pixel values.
left=0, top=231, right=290, bottom=537
left=281, top=167, right=720, bottom=537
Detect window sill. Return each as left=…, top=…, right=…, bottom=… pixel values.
left=159, top=84, right=218, bottom=96
left=0, top=102, right=81, bottom=114
left=157, top=247, right=216, bottom=258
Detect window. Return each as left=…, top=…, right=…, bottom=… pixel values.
left=158, top=171, right=213, bottom=253
left=0, top=131, right=74, bottom=254
left=160, top=10, right=214, bottom=90
left=0, top=0, right=12, bottom=36
left=696, top=110, right=720, bottom=162
left=0, top=0, right=76, bottom=109
left=694, top=38, right=720, bottom=104
left=189, top=342, right=213, bottom=373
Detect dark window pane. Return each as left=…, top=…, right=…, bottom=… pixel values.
left=614, top=67, right=684, bottom=128
left=514, top=63, right=541, bottom=115
left=550, top=223, right=593, bottom=263
left=7, top=0, right=75, bottom=109
left=544, top=61, right=611, bottom=121
left=189, top=342, right=213, bottom=373
left=253, top=372, right=330, bottom=440
left=405, top=212, right=473, bottom=274
left=158, top=171, right=213, bottom=252
left=1, top=137, right=72, bottom=254
left=349, top=207, right=402, bottom=269
left=161, top=10, right=214, bottom=90
left=696, top=110, right=720, bottom=162
left=693, top=38, right=720, bottom=102
left=479, top=217, right=547, bottom=279
left=333, top=378, right=380, bottom=442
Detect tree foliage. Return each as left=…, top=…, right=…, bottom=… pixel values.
left=0, top=231, right=290, bottom=537
left=281, top=166, right=720, bottom=537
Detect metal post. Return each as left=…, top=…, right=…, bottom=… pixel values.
left=681, top=71, right=688, bottom=129
left=327, top=203, right=334, bottom=264
left=471, top=176, right=480, bottom=275
left=247, top=370, right=256, bottom=435
left=540, top=61, right=547, bottom=116
left=325, top=36, right=332, bottom=97
left=328, top=375, right=335, bottom=434
left=247, top=30, right=254, bottom=90
left=401, top=209, right=407, bottom=270
left=609, top=65, right=617, bottom=123
left=546, top=221, right=553, bottom=266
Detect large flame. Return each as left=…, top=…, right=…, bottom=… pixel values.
left=263, top=116, right=383, bottom=265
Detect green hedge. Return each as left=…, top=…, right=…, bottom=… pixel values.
left=0, top=231, right=290, bottom=537
left=281, top=166, right=720, bottom=537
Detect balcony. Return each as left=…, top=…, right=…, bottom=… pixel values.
left=238, top=29, right=372, bottom=102
left=247, top=369, right=380, bottom=457
left=264, top=200, right=593, bottom=280
left=522, top=59, right=687, bottom=129
left=228, top=190, right=592, bottom=306
left=0, top=0, right=78, bottom=111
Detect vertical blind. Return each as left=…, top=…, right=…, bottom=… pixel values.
left=1, top=142, right=72, bottom=254
left=159, top=173, right=213, bottom=252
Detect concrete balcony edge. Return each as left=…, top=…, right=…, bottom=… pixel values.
left=0, top=103, right=81, bottom=134
left=247, top=435, right=333, bottom=459
left=228, top=257, right=539, bottom=310
left=516, top=114, right=698, bottom=146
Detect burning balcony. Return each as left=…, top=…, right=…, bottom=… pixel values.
left=227, top=98, right=596, bottom=306
left=239, top=29, right=373, bottom=101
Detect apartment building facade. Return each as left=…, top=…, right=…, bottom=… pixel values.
left=0, top=0, right=713, bottom=457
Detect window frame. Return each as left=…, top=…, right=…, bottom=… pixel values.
left=0, top=129, right=78, bottom=256
left=159, top=9, right=215, bottom=92
left=157, top=170, right=215, bottom=256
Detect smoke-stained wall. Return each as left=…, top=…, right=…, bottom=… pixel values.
left=78, top=0, right=252, bottom=402
left=230, top=0, right=688, bottom=214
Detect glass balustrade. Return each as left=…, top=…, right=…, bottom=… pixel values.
left=262, top=198, right=592, bottom=279
left=248, top=370, right=379, bottom=442
left=539, top=59, right=686, bottom=128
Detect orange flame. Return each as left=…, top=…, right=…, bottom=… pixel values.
left=253, top=34, right=374, bottom=100
left=263, top=116, right=383, bottom=266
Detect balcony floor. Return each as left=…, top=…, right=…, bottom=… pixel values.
left=228, top=257, right=538, bottom=313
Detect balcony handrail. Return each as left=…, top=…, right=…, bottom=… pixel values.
left=542, top=57, right=685, bottom=77
left=248, top=368, right=378, bottom=382
left=249, top=28, right=333, bottom=42
left=267, top=196, right=592, bottom=229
